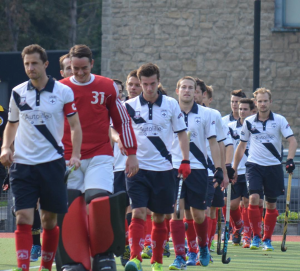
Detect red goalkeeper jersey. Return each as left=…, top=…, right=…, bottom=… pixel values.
left=61, top=74, right=137, bottom=160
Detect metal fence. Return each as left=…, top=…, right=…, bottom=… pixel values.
left=0, top=163, right=299, bottom=233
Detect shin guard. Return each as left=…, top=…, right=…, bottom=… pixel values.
left=56, top=189, right=90, bottom=271
left=88, top=191, right=127, bottom=257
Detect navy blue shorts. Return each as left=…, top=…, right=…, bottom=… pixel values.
left=206, top=177, right=215, bottom=207
left=10, top=158, right=68, bottom=213
left=126, top=169, right=175, bottom=214
left=211, top=177, right=224, bottom=208
left=114, top=171, right=129, bottom=206
left=174, top=169, right=208, bottom=211
left=245, top=162, right=284, bottom=198
left=231, top=174, right=249, bottom=200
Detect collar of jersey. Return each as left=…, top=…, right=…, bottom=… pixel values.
left=254, top=111, right=274, bottom=122
left=139, top=90, right=163, bottom=106
left=70, top=74, right=95, bottom=86
left=189, top=102, right=198, bottom=114
left=237, top=118, right=243, bottom=127
left=27, top=76, right=54, bottom=92
left=229, top=111, right=236, bottom=121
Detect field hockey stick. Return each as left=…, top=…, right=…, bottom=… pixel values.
left=176, top=131, right=191, bottom=219
left=222, top=183, right=231, bottom=264
left=261, top=195, right=266, bottom=237
left=281, top=173, right=292, bottom=252
left=217, top=207, right=222, bottom=255
left=176, top=178, right=183, bottom=219
left=64, top=164, right=75, bottom=184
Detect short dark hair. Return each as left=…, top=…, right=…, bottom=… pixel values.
left=195, top=78, right=207, bottom=94
left=231, top=89, right=246, bottom=98
left=127, top=70, right=138, bottom=81
left=137, top=63, right=160, bottom=81
left=158, top=83, right=167, bottom=95
left=205, top=85, right=214, bottom=99
left=21, top=44, right=48, bottom=63
left=239, top=98, right=255, bottom=110
left=59, top=53, right=70, bottom=70
left=113, top=79, right=124, bottom=91
left=176, top=76, right=196, bottom=90
left=69, top=44, right=92, bottom=62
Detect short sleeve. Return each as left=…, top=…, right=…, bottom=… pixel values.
left=8, top=91, right=19, bottom=122
left=240, top=120, right=250, bottom=142
left=205, top=110, right=217, bottom=139
left=280, top=116, right=294, bottom=139
left=63, top=86, right=77, bottom=117
left=171, top=100, right=187, bottom=133
left=223, top=124, right=233, bottom=146
left=216, top=113, right=225, bottom=142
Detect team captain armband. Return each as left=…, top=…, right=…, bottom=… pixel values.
left=63, top=101, right=77, bottom=117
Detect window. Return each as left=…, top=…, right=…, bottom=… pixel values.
left=273, top=0, right=300, bottom=32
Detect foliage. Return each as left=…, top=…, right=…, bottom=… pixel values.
left=277, top=211, right=300, bottom=223
left=0, top=0, right=102, bottom=57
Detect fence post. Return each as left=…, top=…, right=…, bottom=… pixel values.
left=6, top=189, right=15, bottom=232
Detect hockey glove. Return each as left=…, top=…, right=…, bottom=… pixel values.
left=2, top=173, right=10, bottom=191
left=226, top=164, right=235, bottom=179
left=286, top=159, right=295, bottom=173
left=213, top=167, right=223, bottom=186
left=178, top=160, right=191, bottom=179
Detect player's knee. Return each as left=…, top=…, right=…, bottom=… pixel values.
left=153, top=213, right=165, bottom=223
left=85, top=189, right=110, bottom=204
left=132, top=208, right=147, bottom=220
left=15, top=211, right=32, bottom=225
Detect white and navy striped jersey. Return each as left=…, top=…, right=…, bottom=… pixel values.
left=240, top=112, right=293, bottom=166
left=207, top=118, right=233, bottom=177
left=222, top=112, right=237, bottom=127
left=228, top=119, right=249, bottom=175
left=125, top=92, right=187, bottom=171
left=8, top=77, right=76, bottom=165
left=172, top=102, right=217, bottom=170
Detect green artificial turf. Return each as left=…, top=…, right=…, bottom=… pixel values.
left=0, top=239, right=299, bottom=271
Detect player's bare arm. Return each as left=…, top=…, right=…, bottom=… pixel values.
left=67, top=113, right=82, bottom=169
left=286, top=136, right=297, bottom=160
left=219, top=141, right=229, bottom=189
left=0, top=122, right=18, bottom=167
left=111, top=127, right=127, bottom=155
left=232, top=141, right=247, bottom=181
left=177, top=130, right=189, bottom=161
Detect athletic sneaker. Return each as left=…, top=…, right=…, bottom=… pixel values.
left=210, top=240, right=216, bottom=252
left=30, top=245, right=41, bottom=262
left=250, top=235, right=261, bottom=250
left=152, top=262, right=163, bottom=271
left=199, top=245, right=210, bottom=267
left=242, top=236, right=251, bottom=248
left=232, top=227, right=243, bottom=246
left=141, top=245, right=152, bottom=259
left=120, top=245, right=131, bottom=266
left=125, top=257, right=143, bottom=271
left=186, top=252, right=197, bottom=266
left=163, top=242, right=170, bottom=257
left=262, top=239, right=274, bottom=251
left=210, top=255, right=214, bottom=263
left=169, top=255, right=187, bottom=270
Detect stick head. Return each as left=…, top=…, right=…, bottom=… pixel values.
left=281, top=243, right=287, bottom=252
left=222, top=256, right=231, bottom=264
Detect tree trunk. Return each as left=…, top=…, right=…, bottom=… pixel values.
left=5, top=0, right=19, bottom=51
left=69, top=0, right=77, bottom=47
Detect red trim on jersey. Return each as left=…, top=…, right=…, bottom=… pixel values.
left=63, top=101, right=77, bottom=116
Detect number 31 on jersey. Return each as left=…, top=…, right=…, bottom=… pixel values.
left=91, top=91, right=105, bottom=105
